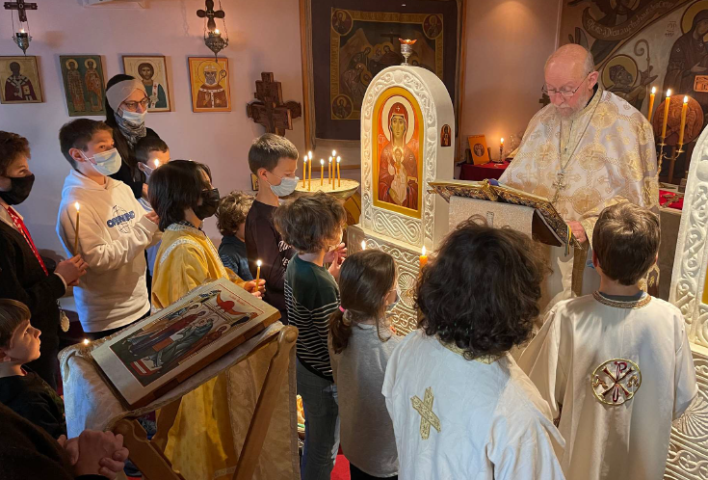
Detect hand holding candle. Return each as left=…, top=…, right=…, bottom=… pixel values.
left=74, top=202, right=81, bottom=255
left=255, top=260, right=262, bottom=284
left=661, top=89, right=672, bottom=139
left=647, top=86, right=656, bottom=122
left=420, top=246, right=428, bottom=267
left=678, top=95, right=688, bottom=147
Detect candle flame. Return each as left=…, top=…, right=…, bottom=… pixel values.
left=320, top=159, right=325, bottom=165
left=256, top=260, right=262, bottom=267
left=684, top=96, right=689, bottom=104
left=500, top=138, right=504, bottom=144
left=82, top=339, right=90, bottom=346
left=308, top=151, right=313, bottom=159
left=332, top=150, right=337, bottom=157
left=153, top=159, right=160, bottom=168
left=20, top=29, right=25, bottom=34
left=329, top=157, right=332, bottom=163
left=214, top=28, right=220, bottom=34
left=666, top=89, right=672, bottom=97
left=422, top=246, right=426, bottom=256
left=74, top=202, right=80, bottom=212
left=651, top=86, right=656, bottom=94
left=361, top=241, right=366, bottom=250
left=337, top=156, right=341, bottom=163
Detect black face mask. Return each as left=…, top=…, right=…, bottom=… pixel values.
left=193, top=188, right=220, bottom=220
left=0, top=173, right=35, bottom=205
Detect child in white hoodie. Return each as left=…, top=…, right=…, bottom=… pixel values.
left=56, top=119, right=160, bottom=338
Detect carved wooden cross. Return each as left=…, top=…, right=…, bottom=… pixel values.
left=197, top=0, right=225, bottom=32
left=246, top=72, right=302, bottom=136
left=4, top=0, right=37, bottom=23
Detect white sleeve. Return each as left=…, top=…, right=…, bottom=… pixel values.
left=490, top=414, right=566, bottom=480
left=673, top=321, right=698, bottom=419
left=58, top=204, right=158, bottom=273
left=518, top=309, right=564, bottom=420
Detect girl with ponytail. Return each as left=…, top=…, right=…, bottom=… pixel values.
left=328, top=249, right=401, bottom=480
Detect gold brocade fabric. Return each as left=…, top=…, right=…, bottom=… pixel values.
left=151, top=224, right=298, bottom=480
left=500, top=89, right=659, bottom=246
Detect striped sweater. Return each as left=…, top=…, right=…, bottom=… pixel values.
left=284, top=255, right=340, bottom=379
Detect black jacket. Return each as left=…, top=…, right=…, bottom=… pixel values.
left=109, top=127, right=160, bottom=199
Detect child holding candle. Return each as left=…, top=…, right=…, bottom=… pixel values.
left=0, top=131, right=88, bottom=388
left=329, top=250, right=401, bottom=480
left=56, top=119, right=160, bottom=339
left=245, top=134, right=303, bottom=324
left=273, top=192, right=347, bottom=480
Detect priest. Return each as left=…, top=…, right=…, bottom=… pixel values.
left=500, top=44, right=658, bottom=303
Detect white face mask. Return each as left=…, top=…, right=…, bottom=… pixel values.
left=121, top=109, right=147, bottom=125
left=268, top=175, right=299, bottom=197
left=82, top=148, right=122, bottom=176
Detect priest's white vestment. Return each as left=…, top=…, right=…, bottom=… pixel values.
left=518, top=293, right=697, bottom=480
left=499, top=88, right=659, bottom=303
left=382, top=330, right=566, bottom=480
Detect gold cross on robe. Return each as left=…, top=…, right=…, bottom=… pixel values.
left=411, top=387, right=441, bottom=440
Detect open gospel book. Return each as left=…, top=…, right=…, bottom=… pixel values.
left=428, top=179, right=580, bottom=249
left=92, top=278, right=280, bottom=408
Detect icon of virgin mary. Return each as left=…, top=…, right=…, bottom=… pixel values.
left=378, top=101, right=419, bottom=210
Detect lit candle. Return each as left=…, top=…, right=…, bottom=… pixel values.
left=678, top=95, right=689, bottom=146
left=214, top=28, right=221, bottom=36
left=255, top=260, right=262, bottom=284
left=332, top=150, right=337, bottom=158
left=308, top=156, right=312, bottom=191
left=337, top=156, right=341, bottom=187
left=20, top=28, right=25, bottom=34
left=82, top=339, right=90, bottom=346
left=74, top=202, right=81, bottom=255
left=153, top=159, right=160, bottom=169
left=661, top=89, right=672, bottom=139
left=329, top=157, right=333, bottom=186
left=361, top=240, right=366, bottom=251
left=320, top=159, right=324, bottom=186
left=308, top=151, right=313, bottom=160
left=302, top=158, right=307, bottom=188
left=419, top=246, right=428, bottom=267
left=647, top=86, right=656, bottom=122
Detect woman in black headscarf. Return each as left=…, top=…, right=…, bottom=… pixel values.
left=104, top=74, right=161, bottom=199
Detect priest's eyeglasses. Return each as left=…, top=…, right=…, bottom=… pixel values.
left=542, top=73, right=590, bottom=99
left=122, top=98, right=150, bottom=111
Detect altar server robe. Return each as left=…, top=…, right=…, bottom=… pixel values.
left=519, top=293, right=697, bottom=480
left=382, top=330, right=566, bottom=480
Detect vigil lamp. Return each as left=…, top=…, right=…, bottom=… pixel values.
left=14, top=28, right=30, bottom=55
left=197, top=0, right=229, bottom=57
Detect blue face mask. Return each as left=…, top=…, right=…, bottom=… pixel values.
left=121, top=109, right=147, bottom=125
left=83, top=148, right=122, bottom=176
left=268, top=175, right=299, bottom=197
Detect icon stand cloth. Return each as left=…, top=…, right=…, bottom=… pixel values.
left=60, top=322, right=299, bottom=480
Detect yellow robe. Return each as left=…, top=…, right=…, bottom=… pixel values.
left=152, top=223, right=247, bottom=479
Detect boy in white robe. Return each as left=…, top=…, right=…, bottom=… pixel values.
left=382, top=220, right=566, bottom=480
left=519, top=202, right=697, bottom=480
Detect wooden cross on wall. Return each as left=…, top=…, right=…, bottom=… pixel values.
left=4, top=0, right=37, bottom=23
left=246, top=72, right=302, bottom=136
left=197, top=0, right=225, bottom=32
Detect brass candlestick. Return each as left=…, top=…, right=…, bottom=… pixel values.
left=657, top=140, right=684, bottom=185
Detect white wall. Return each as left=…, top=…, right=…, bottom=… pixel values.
left=459, top=0, right=562, bottom=159
left=0, top=0, right=306, bottom=256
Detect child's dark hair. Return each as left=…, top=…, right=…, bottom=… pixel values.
left=135, top=136, right=169, bottom=165
left=216, top=191, right=254, bottom=236
left=0, top=299, right=31, bottom=348
left=593, top=202, right=660, bottom=286
left=416, top=220, right=548, bottom=360
left=59, top=119, right=113, bottom=170
left=329, top=250, right=397, bottom=354
left=247, top=133, right=299, bottom=175
left=273, top=192, right=347, bottom=254
left=0, top=131, right=30, bottom=176
left=148, top=160, right=212, bottom=231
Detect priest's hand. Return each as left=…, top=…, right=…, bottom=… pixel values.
left=568, top=221, right=587, bottom=244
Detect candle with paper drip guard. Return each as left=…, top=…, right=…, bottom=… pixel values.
left=255, top=260, right=262, bottom=284
left=419, top=246, right=428, bottom=267
left=647, top=86, right=656, bottom=122
left=74, top=202, right=81, bottom=255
